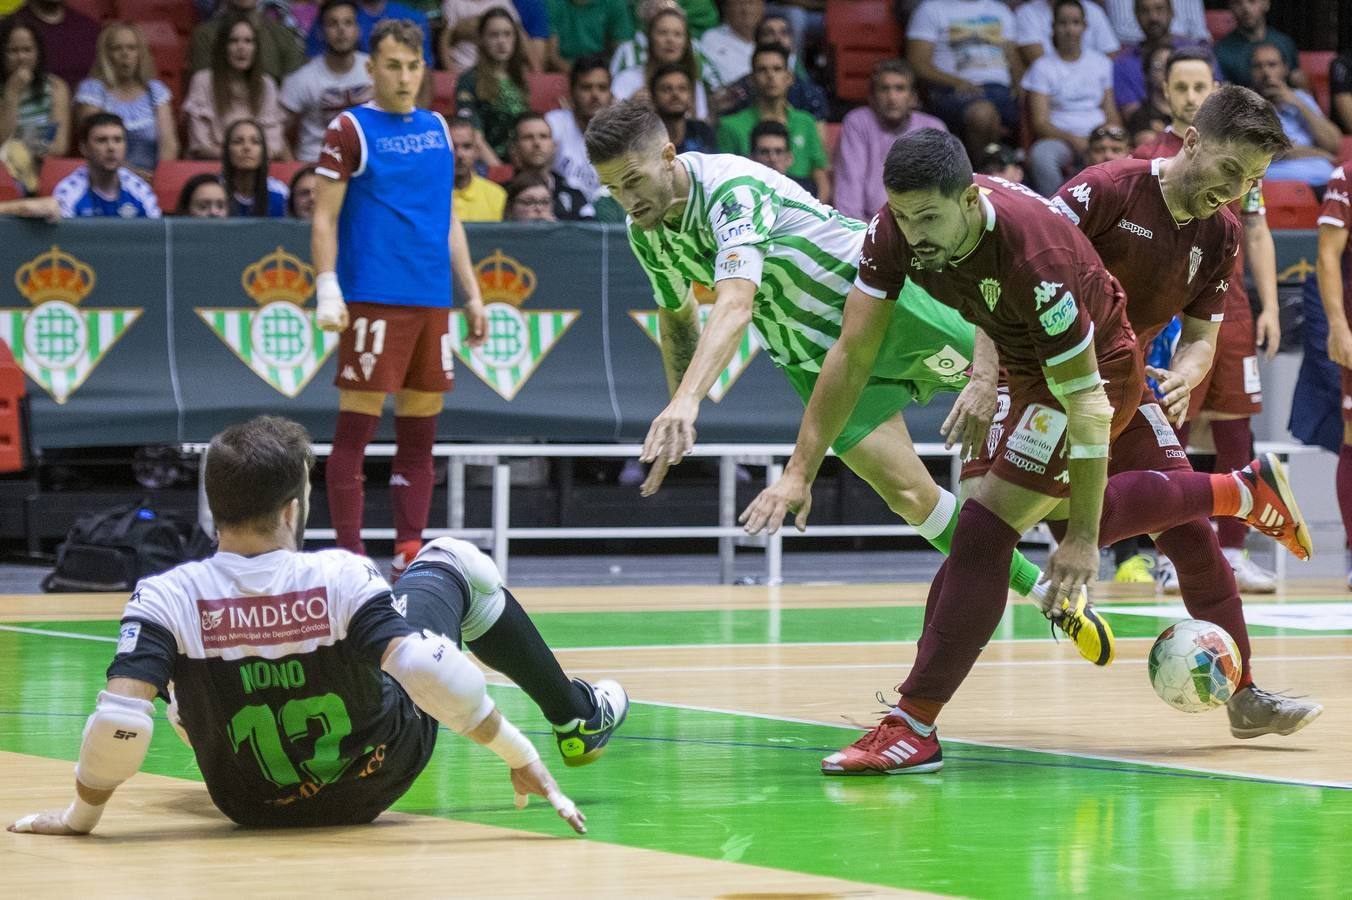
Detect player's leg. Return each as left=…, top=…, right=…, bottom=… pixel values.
left=1341, top=373, right=1352, bottom=589
left=330, top=388, right=385, bottom=553
left=1205, top=412, right=1277, bottom=591
left=399, top=538, right=628, bottom=766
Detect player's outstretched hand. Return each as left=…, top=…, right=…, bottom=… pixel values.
left=8, top=810, right=88, bottom=836
left=1145, top=366, right=1190, bottom=426
left=941, top=378, right=996, bottom=461
left=463, top=297, right=488, bottom=348
left=316, top=297, right=349, bottom=332
left=510, top=760, right=586, bottom=835
left=638, top=397, right=699, bottom=497
left=1255, top=307, right=1281, bottom=361
left=1330, top=327, right=1352, bottom=370
left=1044, top=535, right=1097, bottom=610
left=739, top=470, right=812, bottom=534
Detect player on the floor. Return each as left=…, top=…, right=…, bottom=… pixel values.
left=582, top=97, right=1114, bottom=666
left=1134, top=50, right=1284, bottom=594
left=7, top=416, right=625, bottom=835
left=1044, top=83, right=1321, bottom=735
left=740, top=129, right=1313, bottom=775
left=1316, top=163, right=1352, bottom=589
left=312, top=19, right=487, bottom=577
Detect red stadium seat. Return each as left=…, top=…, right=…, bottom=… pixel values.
left=0, top=168, right=22, bottom=202
left=140, top=20, right=187, bottom=85
left=1299, top=51, right=1334, bottom=115
left=1205, top=9, right=1236, bottom=42
left=38, top=157, right=84, bottom=196
left=67, top=0, right=115, bottom=23
left=152, top=159, right=219, bottom=213
left=486, top=163, right=514, bottom=184
left=430, top=70, right=457, bottom=118
left=116, top=0, right=197, bottom=36
left=1262, top=180, right=1320, bottom=230
left=527, top=71, right=568, bottom=113
left=826, top=0, right=898, bottom=51
left=269, top=159, right=308, bottom=189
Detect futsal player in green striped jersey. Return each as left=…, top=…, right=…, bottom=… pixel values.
left=584, top=98, right=1113, bottom=666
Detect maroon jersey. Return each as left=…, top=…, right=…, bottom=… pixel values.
left=1318, top=164, right=1352, bottom=307
left=854, top=175, right=1137, bottom=385
left=1132, top=127, right=1182, bottom=160
left=1052, top=157, right=1241, bottom=347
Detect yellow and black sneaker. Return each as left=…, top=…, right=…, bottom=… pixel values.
left=1052, top=591, right=1115, bottom=667
left=553, top=678, right=629, bottom=767
left=1113, top=553, right=1155, bottom=583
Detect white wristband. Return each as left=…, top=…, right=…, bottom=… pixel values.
left=316, top=271, right=343, bottom=303
left=61, top=796, right=104, bottom=833
left=485, top=718, right=539, bottom=769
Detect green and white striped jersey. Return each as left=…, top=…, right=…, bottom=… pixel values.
left=627, top=153, right=868, bottom=372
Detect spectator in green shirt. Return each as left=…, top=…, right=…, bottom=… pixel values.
left=1214, top=0, right=1300, bottom=90
left=716, top=42, right=828, bottom=201
left=544, top=0, right=635, bottom=66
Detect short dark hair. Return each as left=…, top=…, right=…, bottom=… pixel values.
left=649, top=60, right=693, bottom=96
left=870, top=58, right=915, bottom=93
left=286, top=164, right=318, bottom=216
left=750, top=119, right=789, bottom=148
left=505, top=170, right=550, bottom=205
left=584, top=97, right=667, bottom=164
left=1248, top=40, right=1285, bottom=67
left=1163, top=47, right=1212, bottom=81
left=206, top=416, right=314, bottom=532
left=751, top=41, right=789, bottom=69
left=175, top=172, right=224, bottom=215
left=1052, top=0, right=1084, bottom=17
left=570, top=52, right=610, bottom=90
left=512, top=110, right=548, bottom=139
left=80, top=111, right=126, bottom=144
left=319, top=0, right=358, bottom=23
left=370, top=18, right=424, bottom=58
left=882, top=128, right=973, bottom=198
left=1192, top=83, right=1292, bottom=157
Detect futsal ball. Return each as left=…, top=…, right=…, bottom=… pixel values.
left=1147, top=619, right=1242, bottom=713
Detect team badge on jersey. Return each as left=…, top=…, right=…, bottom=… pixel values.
left=0, top=246, right=142, bottom=404
left=632, top=284, right=762, bottom=402
left=979, top=278, right=1001, bottom=311
left=1188, top=246, right=1202, bottom=284
left=196, top=247, right=341, bottom=397
left=449, top=250, right=579, bottom=401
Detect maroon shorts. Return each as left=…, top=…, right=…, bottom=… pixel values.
left=1188, top=297, right=1261, bottom=419
left=333, top=302, right=454, bottom=393
left=960, top=351, right=1144, bottom=498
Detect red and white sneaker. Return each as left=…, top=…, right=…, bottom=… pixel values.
left=390, top=540, right=423, bottom=581
left=821, top=714, right=943, bottom=776
left=1235, top=453, right=1313, bottom=561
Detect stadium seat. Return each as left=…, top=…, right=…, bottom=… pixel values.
left=141, top=20, right=188, bottom=85
left=269, top=160, right=307, bottom=188
left=67, top=0, right=115, bottom=23
left=1205, top=9, right=1236, bottom=42
left=430, top=70, right=456, bottom=118
left=152, top=159, right=219, bottom=213
left=824, top=1, right=898, bottom=105
left=38, top=157, right=84, bottom=196
left=1299, top=51, right=1334, bottom=115
left=824, top=122, right=841, bottom=160
left=527, top=72, right=568, bottom=113
left=1262, top=179, right=1320, bottom=230
left=116, top=0, right=197, bottom=36
left=486, top=163, right=514, bottom=184
left=0, top=169, right=21, bottom=202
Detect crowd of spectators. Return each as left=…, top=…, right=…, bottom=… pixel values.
left=0, top=0, right=1350, bottom=224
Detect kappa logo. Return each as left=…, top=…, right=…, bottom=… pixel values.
left=0, top=246, right=143, bottom=404
left=1215, top=278, right=1230, bottom=293
left=196, top=247, right=341, bottom=398
left=341, top=364, right=358, bottom=381
left=718, top=196, right=745, bottom=225
left=1188, top=246, right=1202, bottom=284
left=1033, top=280, right=1063, bottom=309
left=450, top=250, right=579, bottom=401
left=321, top=144, right=342, bottom=164
left=1326, top=189, right=1349, bottom=206
left=1117, top=218, right=1154, bottom=239
left=867, top=215, right=879, bottom=240
left=1068, top=182, right=1092, bottom=207
left=979, top=278, right=1001, bottom=311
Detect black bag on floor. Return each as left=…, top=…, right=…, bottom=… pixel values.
left=42, top=502, right=214, bottom=593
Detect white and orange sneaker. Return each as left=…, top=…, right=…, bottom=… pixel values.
left=1234, top=454, right=1313, bottom=561
left=821, top=713, right=943, bottom=775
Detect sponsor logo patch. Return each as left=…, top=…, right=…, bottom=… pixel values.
left=1138, top=403, right=1181, bottom=447
left=1243, top=356, right=1262, bottom=395
left=1038, top=292, right=1078, bottom=336
left=117, top=622, right=140, bottom=654
left=922, top=344, right=971, bottom=383
left=1117, top=218, right=1153, bottom=239
left=197, top=588, right=333, bottom=648
left=1007, top=403, right=1067, bottom=464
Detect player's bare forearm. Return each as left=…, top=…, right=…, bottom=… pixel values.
left=1064, top=456, right=1107, bottom=545
left=971, top=328, right=998, bottom=387
left=311, top=177, right=346, bottom=274
left=657, top=291, right=703, bottom=395
left=449, top=218, right=482, bottom=303
left=784, top=288, right=889, bottom=482
left=1317, top=225, right=1350, bottom=335
left=1244, top=214, right=1279, bottom=315
left=1170, top=315, right=1220, bottom=388
left=671, top=279, right=754, bottom=404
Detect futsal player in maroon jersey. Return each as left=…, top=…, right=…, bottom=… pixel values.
left=741, top=129, right=1311, bottom=774
left=1316, top=164, right=1352, bottom=590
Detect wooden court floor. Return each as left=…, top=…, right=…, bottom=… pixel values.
left=2, top=579, right=1350, bottom=898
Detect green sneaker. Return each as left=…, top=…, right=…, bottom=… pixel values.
left=553, top=678, right=629, bottom=767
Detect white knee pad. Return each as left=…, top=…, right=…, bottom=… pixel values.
left=75, top=691, right=155, bottom=791
left=414, top=538, right=506, bottom=641
left=383, top=629, right=495, bottom=735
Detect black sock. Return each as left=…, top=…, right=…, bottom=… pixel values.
left=467, top=589, right=595, bottom=726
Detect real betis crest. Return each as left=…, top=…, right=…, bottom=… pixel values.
left=0, top=245, right=142, bottom=404
left=196, top=247, right=340, bottom=398
left=630, top=285, right=760, bottom=402
left=449, top=249, right=578, bottom=401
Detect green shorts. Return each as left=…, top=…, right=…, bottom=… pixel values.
left=782, top=282, right=976, bottom=455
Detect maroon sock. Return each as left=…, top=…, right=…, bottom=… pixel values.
left=1097, top=470, right=1219, bottom=546
left=1339, top=444, right=1352, bottom=551
left=1154, top=519, right=1254, bottom=688
left=392, top=414, right=438, bottom=544
left=327, top=411, right=380, bottom=553
left=897, top=501, right=1018, bottom=711
left=1210, top=418, right=1253, bottom=549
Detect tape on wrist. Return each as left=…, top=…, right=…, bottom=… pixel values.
left=485, top=718, right=539, bottom=769
left=61, top=796, right=104, bottom=833
left=1068, top=444, right=1109, bottom=459
left=316, top=271, right=343, bottom=305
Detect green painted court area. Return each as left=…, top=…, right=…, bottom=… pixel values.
left=2, top=615, right=1350, bottom=897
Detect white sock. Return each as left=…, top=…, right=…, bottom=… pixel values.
left=1232, top=473, right=1254, bottom=518
left=893, top=707, right=935, bottom=736
left=914, top=488, right=957, bottom=541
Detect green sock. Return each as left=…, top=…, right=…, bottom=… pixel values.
left=916, top=488, right=1041, bottom=596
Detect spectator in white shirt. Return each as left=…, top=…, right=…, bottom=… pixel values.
left=698, top=0, right=762, bottom=92
left=1104, top=0, right=1209, bottom=46
left=280, top=0, right=372, bottom=162
left=1014, top=0, right=1119, bottom=67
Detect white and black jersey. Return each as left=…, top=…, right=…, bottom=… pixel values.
left=108, top=548, right=433, bottom=826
